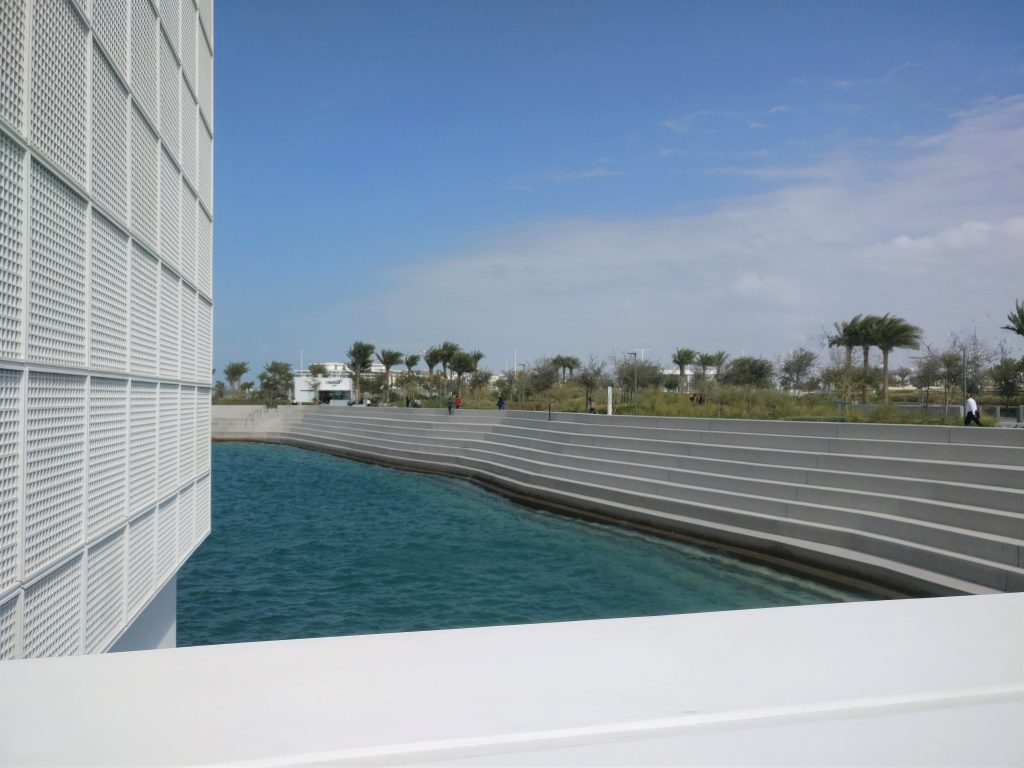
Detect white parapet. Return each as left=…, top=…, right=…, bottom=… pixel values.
left=1, top=593, right=1021, bottom=766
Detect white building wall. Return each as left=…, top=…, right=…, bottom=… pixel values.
left=0, top=0, right=214, bottom=659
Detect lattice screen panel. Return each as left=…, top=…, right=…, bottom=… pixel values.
left=180, top=85, right=196, bottom=190
left=197, top=207, right=212, bottom=297
left=92, top=0, right=128, bottom=77
left=181, top=0, right=197, bottom=94
left=198, top=32, right=213, bottom=130
left=198, top=119, right=213, bottom=212
left=130, top=0, right=159, bottom=126
left=195, top=472, right=210, bottom=539
left=158, top=267, right=179, bottom=378
left=128, top=380, right=157, bottom=515
left=24, top=372, right=85, bottom=576
left=179, top=385, right=195, bottom=479
left=0, top=368, right=20, bottom=592
left=88, top=377, right=127, bottom=538
left=0, top=132, right=23, bottom=359
left=28, top=160, right=87, bottom=367
left=198, top=0, right=213, bottom=46
left=179, top=181, right=197, bottom=284
left=161, top=0, right=181, bottom=60
left=85, top=530, right=125, bottom=653
left=91, top=44, right=129, bottom=222
left=155, top=494, right=177, bottom=579
left=197, top=298, right=212, bottom=383
left=160, top=34, right=180, bottom=162
left=22, top=555, right=82, bottom=657
left=130, top=106, right=159, bottom=248
left=129, top=243, right=158, bottom=375
left=0, top=594, right=17, bottom=660
left=89, top=211, right=129, bottom=371
left=160, top=149, right=180, bottom=269
left=7, top=0, right=213, bottom=659
left=180, top=285, right=196, bottom=381
left=30, top=0, right=87, bottom=186
left=158, top=382, right=178, bottom=497
left=0, top=0, right=26, bottom=130
left=177, top=481, right=194, bottom=558
left=195, top=389, right=210, bottom=474
left=126, top=507, right=155, bottom=615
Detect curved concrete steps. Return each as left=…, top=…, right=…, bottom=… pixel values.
left=216, top=407, right=1024, bottom=597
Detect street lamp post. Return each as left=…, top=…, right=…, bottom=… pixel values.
left=626, top=352, right=638, bottom=415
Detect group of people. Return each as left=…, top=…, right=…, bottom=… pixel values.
left=446, top=396, right=462, bottom=415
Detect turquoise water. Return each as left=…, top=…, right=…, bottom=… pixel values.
left=177, top=443, right=875, bottom=646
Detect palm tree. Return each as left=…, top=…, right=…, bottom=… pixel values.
left=671, top=348, right=697, bottom=392
left=423, top=346, right=443, bottom=398
left=1003, top=299, right=1024, bottom=338
left=224, top=361, right=249, bottom=393
left=376, top=349, right=404, bottom=402
left=869, top=314, right=922, bottom=403
left=449, top=350, right=477, bottom=397
left=854, top=315, right=881, bottom=403
left=438, top=340, right=461, bottom=380
left=707, top=351, right=729, bottom=379
left=346, top=341, right=375, bottom=403
left=404, top=353, right=421, bottom=373
left=827, top=316, right=862, bottom=370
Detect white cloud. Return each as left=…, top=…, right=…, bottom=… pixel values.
left=547, top=169, right=625, bottom=182
left=351, top=96, right=1024, bottom=367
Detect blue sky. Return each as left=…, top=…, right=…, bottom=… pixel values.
left=212, top=0, right=1024, bottom=377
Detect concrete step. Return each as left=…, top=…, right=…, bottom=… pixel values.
left=262, top=427, right=1010, bottom=596
left=277, top=424, right=1024, bottom=589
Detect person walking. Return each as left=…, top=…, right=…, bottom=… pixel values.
left=496, top=396, right=506, bottom=410
left=447, top=396, right=454, bottom=415
left=964, top=392, right=982, bottom=426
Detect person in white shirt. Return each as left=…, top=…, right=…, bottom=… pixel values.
left=964, top=392, right=982, bottom=426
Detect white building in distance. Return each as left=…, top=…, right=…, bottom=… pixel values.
left=0, top=0, right=214, bottom=658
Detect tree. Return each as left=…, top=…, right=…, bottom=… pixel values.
left=258, top=361, right=292, bottom=404
left=376, top=349, right=404, bottom=402
left=437, top=340, right=461, bottom=380
left=779, top=348, right=818, bottom=393
left=867, top=314, right=922, bottom=403
left=671, top=348, right=697, bottom=392
left=719, top=356, right=775, bottom=388
left=989, top=357, right=1022, bottom=399
left=306, top=363, right=328, bottom=403
left=1002, top=299, right=1024, bottom=339
left=449, top=350, right=477, bottom=397
left=423, top=346, right=443, bottom=397
left=346, top=341, right=375, bottom=403
left=224, top=361, right=249, bottom=392
left=214, top=381, right=225, bottom=400
left=894, top=367, right=913, bottom=387
left=854, top=315, right=882, bottom=403
left=575, top=356, right=608, bottom=404
left=404, top=353, right=421, bottom=374
left=552, top=354, right=581, bottom=382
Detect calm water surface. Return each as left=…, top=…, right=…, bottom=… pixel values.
left=177, top=443, right=875, bottom=646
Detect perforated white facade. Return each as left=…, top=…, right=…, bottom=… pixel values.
left=0, top=0, right=213, bottom=658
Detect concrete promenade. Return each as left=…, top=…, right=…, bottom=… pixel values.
left=214, top=406, right=1024, bottom=597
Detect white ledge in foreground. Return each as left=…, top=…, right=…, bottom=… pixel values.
left=1, top=593, right=1022, bottom=766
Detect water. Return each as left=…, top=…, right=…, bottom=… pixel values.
left=177, top=443, right=875, bottom=646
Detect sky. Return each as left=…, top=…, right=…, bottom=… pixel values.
left=212, top=0, right=1024, bottom=377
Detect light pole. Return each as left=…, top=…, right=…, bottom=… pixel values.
left=626, top=352, right=638, bottom=415
left=519, top=363, right=526, bottom=404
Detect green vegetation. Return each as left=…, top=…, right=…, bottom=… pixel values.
left=212, top=300, right=1024, bottom=424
